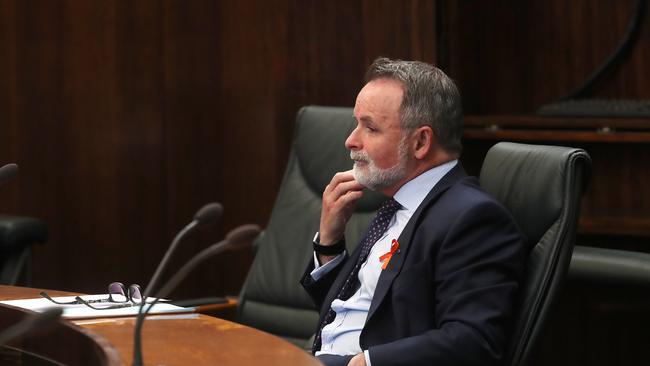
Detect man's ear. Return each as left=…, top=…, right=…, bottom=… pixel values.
left=412, top=126, right=434, bottom=159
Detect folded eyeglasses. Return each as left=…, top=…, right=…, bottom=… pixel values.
left=40, top=282, right=143, bottom=310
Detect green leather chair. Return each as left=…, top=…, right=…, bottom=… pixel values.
left=479, top=142, right=591, bottom=366
left=237, top=106, right=386, bottom=349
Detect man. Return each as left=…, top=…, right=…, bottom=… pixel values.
left=301, top=58, right=526, bottom=366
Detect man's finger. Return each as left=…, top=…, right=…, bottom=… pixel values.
left=324, top=170, right=356, bottom=194
left=332, top=179, right=364, bottom=199
left=338, top=190, right=363, bottom=206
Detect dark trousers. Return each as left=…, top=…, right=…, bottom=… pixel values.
left=316, top=354, right=354, bottom=366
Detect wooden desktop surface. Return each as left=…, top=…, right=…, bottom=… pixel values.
left=0, top=285, right=321, bottom=366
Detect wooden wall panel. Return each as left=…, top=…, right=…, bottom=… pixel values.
left=0, top=1, right=170, bottom=291
left=0, top=0, right=438, bottom=299
left=169, top=0, right=292, bottom=297
left=446, top=0, right=650, bottom=114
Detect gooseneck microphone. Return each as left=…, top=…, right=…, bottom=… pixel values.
left=132, top=224, right=261, bottom=366
left=0, top=163, right=19, bottom=186
left=132, top=202, right=223, bottom=366
left=155, top=224, right=261, bottom=300
left=142, top=202, right=223, bottom=298
left=0, top=308, right=63, bottom=347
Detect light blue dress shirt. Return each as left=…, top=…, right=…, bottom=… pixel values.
left=311, top=160, right=458, bottom=365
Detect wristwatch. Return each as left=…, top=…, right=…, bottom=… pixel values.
left=312, top=231, right=346, bottom=255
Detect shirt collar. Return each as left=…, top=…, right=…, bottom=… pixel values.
left=393, top=160, right=458, bottom=212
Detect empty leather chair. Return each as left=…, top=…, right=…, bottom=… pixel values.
left=479, top=142, right=591, bottom=366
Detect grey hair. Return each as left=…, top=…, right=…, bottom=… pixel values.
left=365, top=57, right=463, bottom=155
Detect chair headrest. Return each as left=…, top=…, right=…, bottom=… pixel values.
left=480, top=142, right=590, bottom=245
left=294, top=106, right=386, bottom=212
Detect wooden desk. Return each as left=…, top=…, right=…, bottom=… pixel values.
left=0, top=285, right=321, bottom=366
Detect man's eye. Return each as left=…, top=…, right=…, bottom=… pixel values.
left=367, top=126, right=377, bottom=132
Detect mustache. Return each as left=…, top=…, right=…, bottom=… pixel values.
left=350, top=151, right=369, bottom=162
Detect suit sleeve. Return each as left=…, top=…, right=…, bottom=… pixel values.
left=300, top=249, right=349, bottom=310
left=368, top=200, right=526, bottom=366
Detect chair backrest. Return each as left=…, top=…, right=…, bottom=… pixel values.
left=479, top=142, right=591, bottom=366
left=237, top=106, right=385, bottom=349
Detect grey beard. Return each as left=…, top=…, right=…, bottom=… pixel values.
left=350, top=149, right=407, bottom=191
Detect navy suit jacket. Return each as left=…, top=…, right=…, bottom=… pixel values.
left=302, top=164, right=526, bottom=366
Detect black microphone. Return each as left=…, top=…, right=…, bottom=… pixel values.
left=0, top=163, right=18, bottom=186
left=155, top=224, right=261, bottom=300
left=0, top=308, right=63, bottom=347
left=132, top=224, right=261, bottom=366
left=142, top=202, right=223, bottom=298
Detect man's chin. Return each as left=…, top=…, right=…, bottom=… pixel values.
left=351, top=167, right=370, bottom=188
left=353, top=173, right=385, bottom=192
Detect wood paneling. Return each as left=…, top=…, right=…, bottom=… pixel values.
left=0, top=1, right=437, bottom=299
left=446, top=0, right=650, bottom=114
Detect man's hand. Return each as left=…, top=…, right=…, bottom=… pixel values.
left=347, top=353, right=367, bottom=366
left=319, top=170, right=364, bottom=256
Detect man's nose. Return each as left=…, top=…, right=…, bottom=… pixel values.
left=345, top=127, right=361, bottom=150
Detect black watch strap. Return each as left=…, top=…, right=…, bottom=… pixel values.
left=312, top=232, right=346, bottom=255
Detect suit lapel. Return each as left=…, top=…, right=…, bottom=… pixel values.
left=366, top=163, right=468, bottom=321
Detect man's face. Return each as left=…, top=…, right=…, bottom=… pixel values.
left=347, top=78, right=411, bottom=193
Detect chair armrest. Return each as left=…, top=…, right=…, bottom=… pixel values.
left=569, top=245, right=650, bottom=287
left=0, top=215, right=48, bottom=252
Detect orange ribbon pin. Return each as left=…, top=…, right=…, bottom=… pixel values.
left=379, top=239, right=399, bottom=270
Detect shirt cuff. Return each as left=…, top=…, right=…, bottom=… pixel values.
left=364, top=350, right=372, bottom=366
left=310, top=251, right=346, bottom=281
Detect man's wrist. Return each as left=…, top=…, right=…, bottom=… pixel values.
left=313, top=232, right=346, bottom=255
